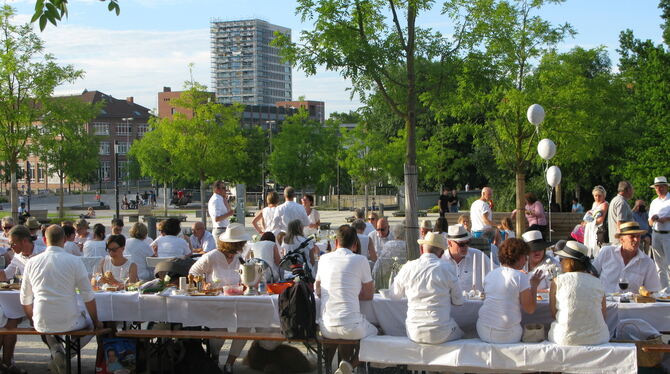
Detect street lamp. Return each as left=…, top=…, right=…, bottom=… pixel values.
left=122, top=117, right=133, bottom=193
left=114, top=141, right=120, bottom=219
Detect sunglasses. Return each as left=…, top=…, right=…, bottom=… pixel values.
left=376, top=227, right=387, bottom=231
left=106, top=245, right=122, bottom=251
left=456, top=241, right=470, bottom=247
left=2, top=226, right=12, bottom=230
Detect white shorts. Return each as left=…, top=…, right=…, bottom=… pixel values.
left=320, top=319, right=378, bottom=340
left=476, top=322, right=522, bottom=344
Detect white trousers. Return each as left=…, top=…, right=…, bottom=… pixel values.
left=209, top=327, right=248, bottom=359
left=651, top=232, right=670, bottom=289
left=320, top=319, right=378, bottom=340
left=476, top=322, right=522, bottom=344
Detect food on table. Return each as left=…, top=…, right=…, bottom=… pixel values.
left=223, top=285, right=244, bottom=296
left=639, top=286, right=651, bottom=297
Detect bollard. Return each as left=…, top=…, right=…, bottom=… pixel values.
left=147, top=216, right=157, bottom=240
left=380, top=203, right=385, bottom=217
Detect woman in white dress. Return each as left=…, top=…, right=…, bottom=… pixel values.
left=125, top=223, right=154, bottom=281
left=152, top=218, right=191, bottom=258
left=250, top=232, right=281, bottom=282
left=189, top=223, right=251, bottom=374
left=83, top=224, right=107, bottom=257
left=583, top=185, right=609, bottom=257
left=373, top=224, right=408, bottom=290
left=549, top=240, right=609, bottom=345
left=280, top=219, right=316, bottom=275
left=302, top=194, right=320, bottom=237
left=477, top=238, right=543, bottom=343
left=252, top=191, right=279, bottom=235
left=96, top=235, right=139, bottom=288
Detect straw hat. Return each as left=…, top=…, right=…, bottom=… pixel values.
left=521, top=230, right=549, bottom=251
left=650, top=176, right=669, bottom=188
left=554, top=240, right=588, bottom=260
left=420, top=219, right=433, bottom=230
left=417, top=231, right=448, bottom=250
left=614, top=221, right=648, bottom=238
left=218, top=223, right=251, bottom=243
left=446, top=224, right=471, bottom=242
left=25, top=217, right=40, bottom=230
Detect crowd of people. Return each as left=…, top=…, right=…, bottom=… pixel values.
left=0, top=177, right=667, bottom=374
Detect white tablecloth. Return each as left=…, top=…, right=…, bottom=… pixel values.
left=618, top=302, right=670, bottom=331
left=360, top=335, right=637, bottom=374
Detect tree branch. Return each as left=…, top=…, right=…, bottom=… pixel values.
left=388, top=0, right=407, bottom=51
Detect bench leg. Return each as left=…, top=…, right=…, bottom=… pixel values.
left=76, top=337, right=81, bottom=374
left=65, top=335, right=72, bottom=374
left=317, top=341, right=323, bottom=374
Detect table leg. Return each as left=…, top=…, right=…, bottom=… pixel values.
left=76, top=337, right=81, bottom=374
left=65, top=335, right=72, bottom=374
left=317, top=341, right=323, bottom=374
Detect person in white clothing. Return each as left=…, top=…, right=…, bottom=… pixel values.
left=477, top=238, right=543, bottom=343
left=391, top=232, right=464, bottom=344
left=368, top=217, right=392, bottom=258
left=549, top=240, right=609, bottom=345
left=648, top=176, right=670, bottom=288
left=74, top=219, right=93, bottom=248
left=104, top=218, right=125, bottom=240
left=372, top=224, right=406, bottom=290
left=189, top=223, right=251, bottom=374
left=364, top=211, right=378, bottom=236
left=352, top=219, right=375, bottom=262
left=21, top=225, right=102, bottom=374
left=0, top=217, right=15, bottom=262
left=189, top=222, right=216, bottom=253
left=95, top=235, right=139, bottom=288
left=522, top=230, right=559, bottom=291
left=125, top=223, right=154, bottom=281
left=593, top=221, right=661, bottom=293
left=26, top=218, right=46, bottom=255
left=83, top=224, right=107, bottom=257
left=208, top=180, right=234, bottom=239
left=62, top=225, right=82, bottom=256
left=272, top=186, right=310, bottom=234
left=280, top=220, right=316, bottom=276
left=419, top=219, right=433, bottom=239
left=302, top=194, right=320, bottom=236
left=151, top=218, right=191, bottom=258
left=252, top=191, right=279, bottom=235
left=470, top=187, right=496, bottom=239
left=442, top=224, right=495, bottom=292
left=316, top=225, right=376, bottom=373
left=250, top=232, right=281, bottom=282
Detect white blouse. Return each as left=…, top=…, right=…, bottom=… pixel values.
left=99, top=256, right=132, bottom=282
left=83, top=240, right=106, bottom=257
left=189, top=250, right=241, bottom=286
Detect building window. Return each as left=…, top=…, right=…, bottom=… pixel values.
left=99, top=142, right=110, bottom=155
left=37, top=167, right=45, bottom=182
left=138, top=124, right=148, bottom=137
left=117, top=160, right=128, bottom=180
left=116, top=142, right=130, bottom=155
left=92, top=122, right=110, bottom=135
left=117, top=123, right=132, bottom=136
left=99, top=161, right=110, bottom=181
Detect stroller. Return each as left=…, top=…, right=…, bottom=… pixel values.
left=278, top=237, right=314, bottom=284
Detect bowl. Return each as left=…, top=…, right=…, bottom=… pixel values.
left=223, top=285, right=245, bottom=296
left=267, top=281, right=294, bottom=295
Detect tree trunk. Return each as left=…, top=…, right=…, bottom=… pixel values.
left=200, top=178, right=207, bottom=228
left=555, top=183, right=562, bottom=212
left=80, top=188, right=84, bottom=207
left=59, top=176, right=65, bottom=218
left=515, top=171, right=526, bottom=236
left=10, top=164, right=17, bottom=221
left=404, top=4, right=419, bottom=260
left=163, top=182, right=168, bottom=216
left=364, top=183, right=369, bottom=217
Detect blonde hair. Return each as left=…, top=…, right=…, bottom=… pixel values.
left=129, top=222, right=148, bottom=240
left=218, top=240, right=245, bottom=256
left=592, top=185, right=607, bottom=199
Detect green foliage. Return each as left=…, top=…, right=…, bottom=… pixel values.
left=129, top=119, right=173, bottom=185
left=269, top=110, right=338, bottom=191
left=31, top=0, right=119, bottom=31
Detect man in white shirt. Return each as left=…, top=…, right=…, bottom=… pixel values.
left=649, top=176, right=670, bottom=288
left=21, top=225, right=102, bottom=374
left=208, top=181, right=233, bottom=239
left=316, top=225, right=376, bottom=374
left=105, top=218, right=125, bottom=240
left=594, top=221, right=661, bottom=293
left=391, top=231, right=464, bottom=344
left=368, top=217, right=393, bottom=257
left=272, top=186, right=309, bottom=233
left=443, top=224, right=494, bottom=292
left=189, top=221, right=216, bottom=253
left=470, top=187, right=496, bottom=239
left=26, top=217, right=46, bottom=255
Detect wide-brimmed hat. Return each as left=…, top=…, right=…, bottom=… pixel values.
left=420, top=219, right=433, bottom=230
left=25, top=217, right=40, bottom=230
left=522, top=230, right=549, bottom=251
left=417, top=231, right=448, bottom=250
left=75, top=218, right=89, bottom=228
left=218, top=223, right=251, bottom=243
left=615, top=221, right=648, bottom=238
left=554, top=240, right=588, bottom=260
left=446, top=224, right=471, bottom=242
left=650, top=176, right=669, bottom=188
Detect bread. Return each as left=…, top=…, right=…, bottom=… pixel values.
left=639, top=286, right=651, bottom=297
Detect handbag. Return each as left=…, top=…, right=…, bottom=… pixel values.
left=521, top=323, right=545, bottom=343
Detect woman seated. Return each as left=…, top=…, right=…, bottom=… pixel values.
left=125, top=223, right=154, bottom=281
left=189, top=223, right=250, bottom=374
left=83, top=223, right=107, bottom=257
left=549, top=240, right=609, bottom=346
left=477, top=238, right=543, bottom=343
left=372, top=224, right=408, bottom=290
left=280, top=219, right=316, bottom=276
left=498, top=217, right=515, bottom=241
left=522, top=230, right=560, bottom=291
left=250, top=232, right=281, bottom=283
left=80, top=207, right=96, bottom=219
left=151, top=218, right=191, bottom=258
left=95, top=235, right=139, bottom=288
left=457, top=214, right=472, bottom=232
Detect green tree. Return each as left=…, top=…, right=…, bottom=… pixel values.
left=0, top=6, right=83, bottom=219
left=269, top=110, right=339, bottom=192
left=36, top=98, right=100, bottom=217
left=32, top=0, right=119, bottom=31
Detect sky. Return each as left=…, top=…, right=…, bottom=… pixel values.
left=6, top=0, right=667, bottom=118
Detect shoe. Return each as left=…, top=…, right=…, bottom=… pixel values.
left=335, top=360, right=353, bottom=374
left=0, top=363, right=26, bottom=374
left=223, top=364, right=233, bottom=374
left=51, top=351, right=67, bottom=374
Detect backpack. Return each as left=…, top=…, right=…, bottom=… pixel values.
left=278, top=279, right=318, bottom=340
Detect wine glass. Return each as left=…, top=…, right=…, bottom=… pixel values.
left=618, top=277, right=629, bottom=293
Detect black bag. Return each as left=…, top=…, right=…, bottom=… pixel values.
left=278, top=280, right=318, bottom=339
left=596, top=224, right=609, bottom=246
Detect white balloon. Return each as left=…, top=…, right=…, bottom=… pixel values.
left=546, top=166, right=562, bottom=188
left=537, top=138, right=557, bottom=160
left=527, top=104, right=545, bottom=126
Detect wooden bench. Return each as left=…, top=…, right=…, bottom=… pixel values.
left=143, top=215, right=187, bottom=223
left=124, top=206, right=153, bottom=222
left=0, top=327, right=111, bottom=374
left=29, top=209, right=50, bottom=224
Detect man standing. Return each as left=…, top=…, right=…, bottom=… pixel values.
left=21, top=225, right=102, bottom=374
left=364, top=212, right=378, bottom=236
left=316, top=225, right=376, bottom=374
left=594, top=221, right=661, bottom=294
left=391, top=232, right=464, bottom=344
left=649, top=176, right=670, bottom=288
left=442, top=224, right=494, bottom=292
left=470, top=187, right=496, bottom=239
left=189, top=221, right=216, bottom=253
left=608, top=181, right=634, bottom=244
left=272, top=186, right=309, bottom=233
left=208, top=181, right=234, bottom=239
left=368, top=217, right=393, bottom=257
left=26, top=217, right=45, bottom=255
left=438, top=189, right=450, bottom=218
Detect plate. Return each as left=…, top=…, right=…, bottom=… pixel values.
left=655, top=296, right=670, bottom=302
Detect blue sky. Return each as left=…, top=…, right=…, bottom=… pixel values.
left=7, top=0, right=666, bottom=117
